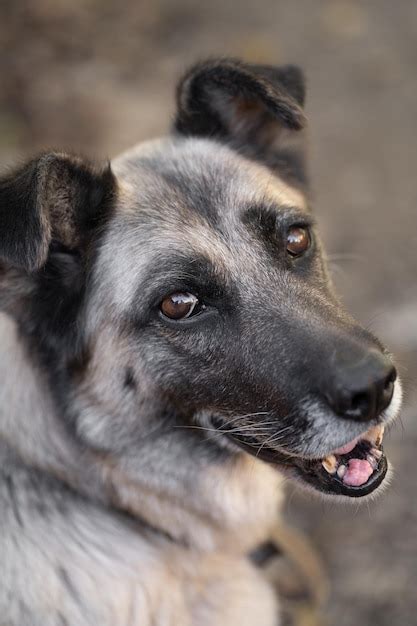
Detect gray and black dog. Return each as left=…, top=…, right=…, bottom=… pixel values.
left=0, top=59, right=402, bottom=625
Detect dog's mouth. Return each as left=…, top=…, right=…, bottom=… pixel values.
left=215, top=420, right=388, bottom=498
left=288, top=424, right=387, bottom=498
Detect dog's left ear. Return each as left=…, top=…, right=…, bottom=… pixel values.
left=0, top=152, right=115, bottom=272
left=174, top=58, right=307, bottom=185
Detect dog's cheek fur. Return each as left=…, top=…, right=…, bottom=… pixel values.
left=63, top=329, right=162, bottom=451
left=63, top=324, right=229, bottom=452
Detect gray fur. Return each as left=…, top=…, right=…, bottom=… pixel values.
left=0, top=60, right=402, bottom=625
left=0, top=312, right=282, bottom=625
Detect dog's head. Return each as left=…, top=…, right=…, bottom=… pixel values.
left=0, top=59, right=401, bottom=498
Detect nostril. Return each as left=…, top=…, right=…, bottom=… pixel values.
left=323, top=350, right=397, bottom=422
left=326, top=363, right=397, bottom=421
left=344, top=390, right=374, bottom=421
left=350, top=390, right=371, bottom=415
left=325, top=386, right=375, bottom=422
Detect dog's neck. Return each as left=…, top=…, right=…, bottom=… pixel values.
left=0, top=313, right=283, bottom=552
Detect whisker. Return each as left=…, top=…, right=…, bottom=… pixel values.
left=255, top=426, right=294, bottom=457
left=174, top=421, right=278, bottom=435
left=174, top=421, right=275, bottom=436
left=204, top=411, right=272, bottom=430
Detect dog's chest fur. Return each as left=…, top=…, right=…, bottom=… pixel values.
left=0, top=313, right=282, bottom=626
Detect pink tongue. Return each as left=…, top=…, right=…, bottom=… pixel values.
left=343, top=458, right=374, bottom=487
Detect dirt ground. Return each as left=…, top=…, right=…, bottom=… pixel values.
left=1, top=1, right=416, bottom=624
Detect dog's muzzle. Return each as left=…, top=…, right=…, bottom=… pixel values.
left=211, top=377, right=402, bottom=498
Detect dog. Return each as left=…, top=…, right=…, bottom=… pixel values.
left=0, top=58, right=402, bottom=626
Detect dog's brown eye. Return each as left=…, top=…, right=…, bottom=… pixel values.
left=160, top=292, right=200, bottom=320
left=286, top=226, right=310, bottom=257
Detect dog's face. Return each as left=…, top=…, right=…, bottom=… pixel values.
left=0, top=59, right=401, bottom=499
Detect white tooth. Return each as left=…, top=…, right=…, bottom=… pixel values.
left=337, top=464, right=346, bottom=479
left=322, top=454, right=337, bottom=474
left=375, top=425, right=385, bottom=447
left=367, top=454, right=378, bottom=470
left=363, top=424, right=385, bottom=447
left=371, top=447, right=383, bottom=459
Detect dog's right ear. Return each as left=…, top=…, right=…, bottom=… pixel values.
left=174, top=58, right=308, bottom=185
left=0, top=152, right=115, bottom=272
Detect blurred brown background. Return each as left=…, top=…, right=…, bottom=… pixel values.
left=1, top=1, right=416, bottom=624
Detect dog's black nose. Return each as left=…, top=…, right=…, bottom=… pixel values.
left=324, top=352, right=396, bottom=422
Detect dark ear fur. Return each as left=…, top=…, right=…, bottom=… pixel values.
left=0, top=152, right=115, bottom=272
left=174, top=58, right=307, bottom=185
